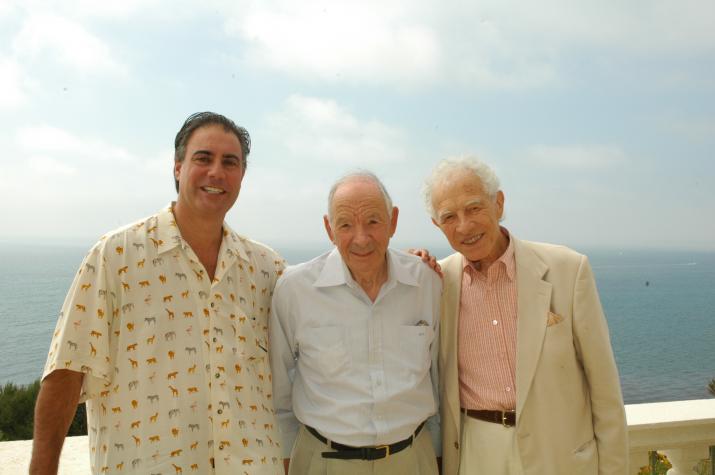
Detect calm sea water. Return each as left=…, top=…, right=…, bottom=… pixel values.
left=1, top=243, right=713, bottom=404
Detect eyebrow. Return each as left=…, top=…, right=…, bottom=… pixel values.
left=436, top=209, right=454, bottom=221
left=192, top=150, right=241, bottom=160
left=464, top=198, right=484, bottom=207
left=436, top=198, right=485, bottom=221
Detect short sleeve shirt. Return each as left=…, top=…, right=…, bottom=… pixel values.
left=44, top=205, right=285, bottom=475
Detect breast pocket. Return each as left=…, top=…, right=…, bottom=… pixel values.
left=393, top=325, right=433, bottom=382
left=300, top=326, right=350, bottom=378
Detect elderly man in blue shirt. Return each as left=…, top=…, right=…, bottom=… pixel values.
left=269, top=171, right=441, bottom=475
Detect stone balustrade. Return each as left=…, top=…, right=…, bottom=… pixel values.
left=1, top=399, right=713, bottom=474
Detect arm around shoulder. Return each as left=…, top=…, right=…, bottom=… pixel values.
left=30, top=369, right=84, bottom=475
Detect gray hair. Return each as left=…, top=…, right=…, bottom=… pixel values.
left=327, top=170, right=393, bottom=221
left=422, top=155, right=501, bottom=218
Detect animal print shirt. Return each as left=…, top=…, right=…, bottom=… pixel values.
left=44, top=205, right=285, bottom=475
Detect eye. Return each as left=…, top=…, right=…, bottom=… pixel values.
left=223, top=157, right=240, bottom=167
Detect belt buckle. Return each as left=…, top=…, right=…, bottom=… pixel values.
left=502, top=410, right=515, bottom=427
left=375, top=445, right=391, bottom=458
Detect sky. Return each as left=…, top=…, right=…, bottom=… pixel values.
left=0, top=0, right=714, bottom=254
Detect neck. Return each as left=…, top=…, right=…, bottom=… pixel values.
left=172, top=202, right=224, bottom=256
left=350, top=261, right=389, bottom=302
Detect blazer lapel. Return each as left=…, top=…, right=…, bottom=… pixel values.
left=514, top=239, right=551, bottom=416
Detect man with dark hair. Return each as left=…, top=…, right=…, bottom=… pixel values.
left=31, top=112, right=285, bottom=474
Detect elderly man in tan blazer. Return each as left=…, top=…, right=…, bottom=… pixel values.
left=424, top=157, right=627, bottom=475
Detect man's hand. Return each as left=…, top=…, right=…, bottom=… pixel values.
left=407, top=248, right=443, bottom=278
left=29, top=369, right=84, bottom=475
left=283, top=458, right=290, bottom=475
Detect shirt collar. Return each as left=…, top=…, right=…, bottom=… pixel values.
left=462, top=227, right=516, bottom=281
left=314, top=248, right=418, bottom=288
left=155, top=203, right=249, bottom=263
left=154, top=204, right=182, bottom=254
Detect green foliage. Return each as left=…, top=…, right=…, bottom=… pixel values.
left=708, top=378, right=715, bottom=397
left=0, top=378, right=87, bottom=441
left=638, top=451, right=672, bottom=475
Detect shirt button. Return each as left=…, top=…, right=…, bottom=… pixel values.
left=454, top=442, right=459, bottom=450
left=506, top=386, right=512, bottom=392
left=213, top=337, right=217, bottom=342
left=215, top=373, right=220, bottom=379
left=219, top=445, right=224, bottom=450
left=211, top=302, right=215, bottom=308
left=217, top=409, right=223, bottom=414
left=492, top=319, right=498, bottom=325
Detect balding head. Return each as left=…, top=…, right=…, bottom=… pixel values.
left=327, top=171, right=393, bottom=223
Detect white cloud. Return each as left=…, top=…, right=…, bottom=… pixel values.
left=526, top=144, right=627, bottom=169
left=27, top=156, right=78, bottom=176
left=12, top=13, right=126, bottom=75
left=226, top=0, right=439, bottom=86
left=17, top=126, right=136, bottom=163
left=221, top=0, right=715, bottom=90
left=0, top=58, right=26, bottom=108
left=5, top=0, right=154, bottom=20
left=2, top=125, right=173, bottom=239
left=267, top=94, right=408, bottom=165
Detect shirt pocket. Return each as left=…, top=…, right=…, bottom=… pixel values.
left=393, top=325, right=433, bottom=382
left=299, top=326, right=350, bottom=378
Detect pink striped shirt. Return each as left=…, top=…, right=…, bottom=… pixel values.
left=458, top=231, right=517, bottom=411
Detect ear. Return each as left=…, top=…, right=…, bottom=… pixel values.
left=388, top=207, right=399, bottom=237
left=323, top=215, right=335, bottom=244
left=495, top=190, right=505, bottom=220
left=174, top=160, right=182, bottom=182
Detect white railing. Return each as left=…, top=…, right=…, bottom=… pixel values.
left=626, top=399, right=715, bottom=474
left=1, top=399, right=713, bottom=474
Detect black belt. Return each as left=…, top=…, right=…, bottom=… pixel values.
left=305, top=422, right=425, bottom=460
left=461, top=408, right=516, bottom=427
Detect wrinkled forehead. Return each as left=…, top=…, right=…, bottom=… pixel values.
left=330, top=179, right=390, bottom=215
left=433, top=171, right=489, bottom=202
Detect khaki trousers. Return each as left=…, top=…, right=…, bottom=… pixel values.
left=458, top=413, right=524, bottom=475
left=288, top=424, right=438, bottom=475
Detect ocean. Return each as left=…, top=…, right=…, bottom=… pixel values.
left=1, top=243, right=713, bottom=404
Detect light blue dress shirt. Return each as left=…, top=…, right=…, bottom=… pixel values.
left=269, top=248, right=442, bottom=457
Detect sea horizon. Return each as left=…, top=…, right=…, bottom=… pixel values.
left=1, top=242, right=714, bottom=405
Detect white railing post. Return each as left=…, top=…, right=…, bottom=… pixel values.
left=626, top=399, right=715, bottom=475
left=663, top=445, right=710, bottom=474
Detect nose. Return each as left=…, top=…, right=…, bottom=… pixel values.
left=207, top=160, right=225, bottom=179
left=455, top=214, right=471, bottom=234
left=352, top=225, right=371, bottom=247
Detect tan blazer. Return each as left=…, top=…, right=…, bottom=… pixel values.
left=439, top=238, right=628, bottom=475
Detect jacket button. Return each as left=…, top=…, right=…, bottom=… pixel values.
left=454, top=442, right=459, bottom=449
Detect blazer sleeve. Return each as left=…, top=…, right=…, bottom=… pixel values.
left=572, top=255, right=629, bottom=475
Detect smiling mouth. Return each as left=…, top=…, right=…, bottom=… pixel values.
left=462, top=233, right=484, bottom=245
left=202, top=186, right=225, bottom=194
